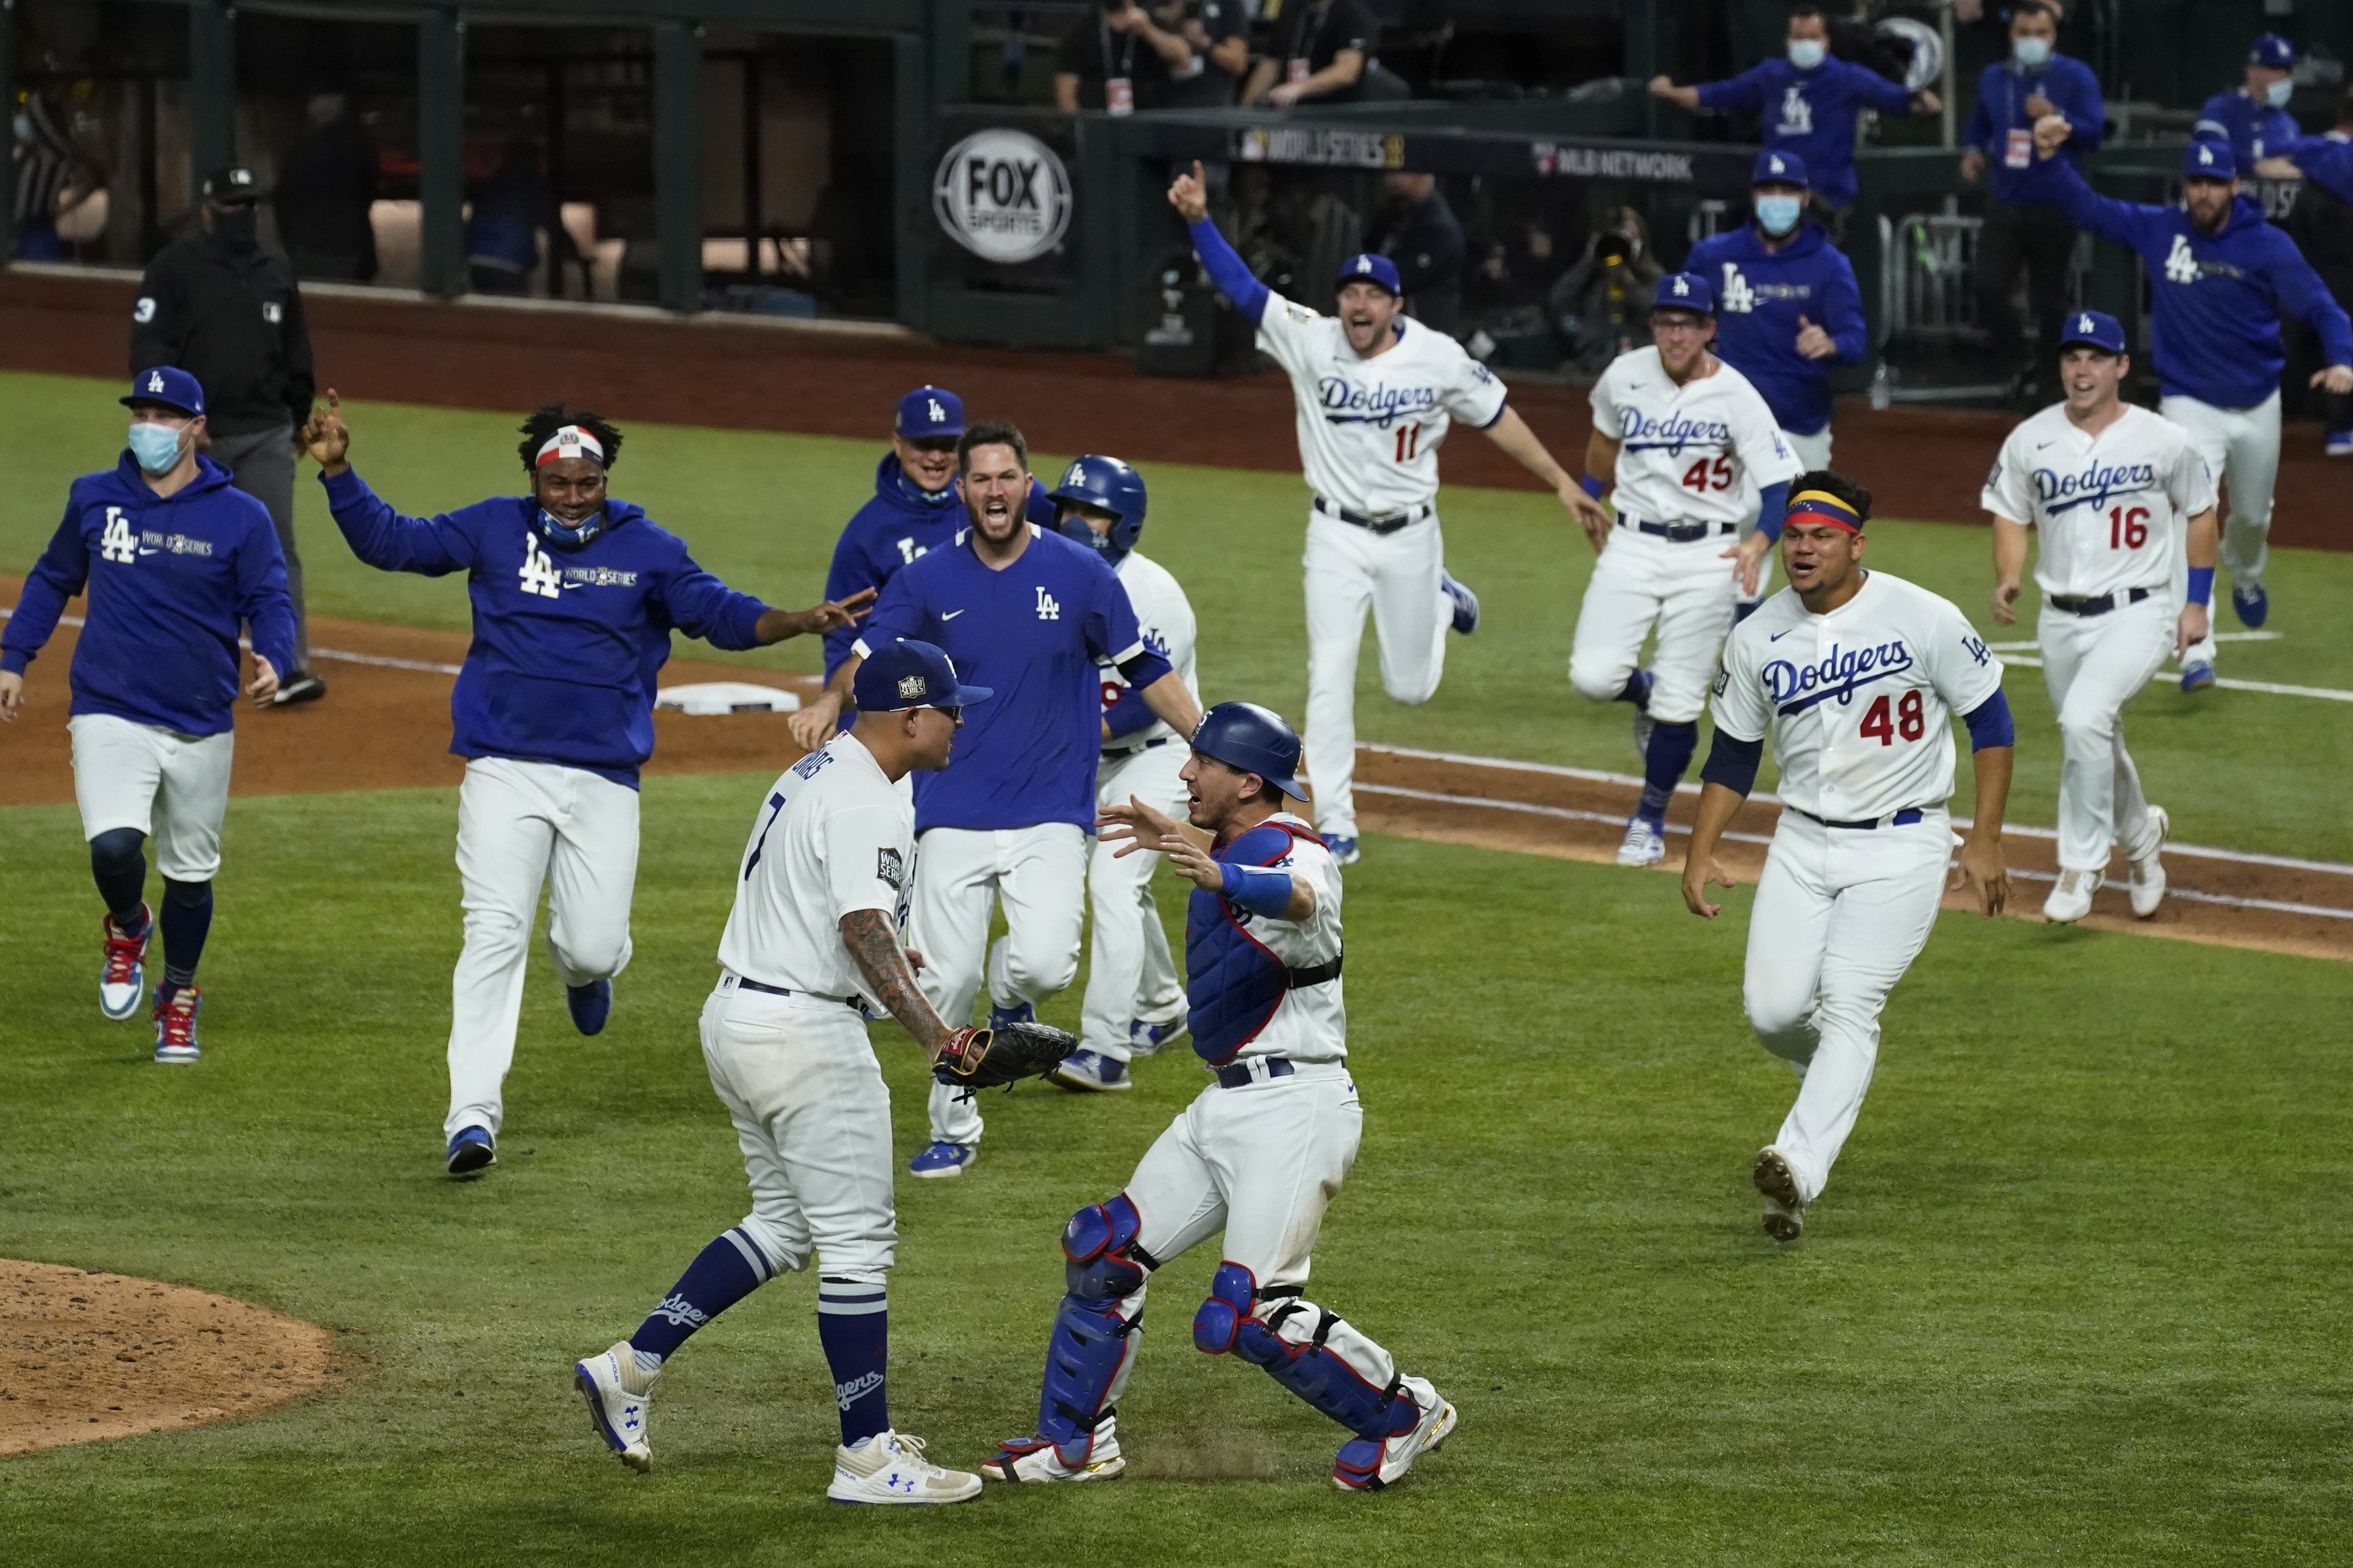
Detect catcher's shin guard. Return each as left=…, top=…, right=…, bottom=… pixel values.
left=1193, top=1263, right=1418, bottom=1442
left=1030, top=1195, right=1153, bottom=1467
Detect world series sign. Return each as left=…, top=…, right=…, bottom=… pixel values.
left=934, top=127, right=1073, bottom=266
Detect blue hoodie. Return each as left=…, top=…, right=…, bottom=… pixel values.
left=4, top=453, right=295, bottom=736
left=1684, top=221, right=1866, bottom=436
left=321, top=467, right=772, bottom=785
left=2195, top=89, right=2302, bottom=166
left=2045, top=157, right=2353, bottom=407
left=1693, top=56, right=1915, bottom=209
left=1964, top=53, right=2104, bottom=206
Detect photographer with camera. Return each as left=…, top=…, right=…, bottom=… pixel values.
left=1548, top=209, right=1663, bottom=374
left=1056, top=1, right=1201, bottom=115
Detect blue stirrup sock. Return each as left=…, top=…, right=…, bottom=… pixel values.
left=1639, top=721, right=1700, bottom=825
left=818, top=1279, right=890, bottom=1446
left=629, top=1228, right=772, bottom=1365
left=157, top=879, right=213, bottom=1002
left=1616, top=669, right=1654, bottom=711
left=90, top=828, right=148, bottom=930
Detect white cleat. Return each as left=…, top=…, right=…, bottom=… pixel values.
left=2043, top=867, right=2097, bottom=924
left=1333, top=1375, right=1456, bottom=1490
left=827, top=1429, right=982, bottom=1505
left=2128, top=806, right=2169, bottom=919
left=1615, top=815, right=1665, bottom=867
left=1752, top=1147, right=1807, bottom=1243
left=573, top=1342, right=657, bottom=1473
left=981, top=1429, right=1127, bottom=1484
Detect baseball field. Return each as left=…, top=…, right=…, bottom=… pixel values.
left=4, top=366, right=2351, bottom=1563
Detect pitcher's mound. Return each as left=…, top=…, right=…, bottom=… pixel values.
left=1, top=1262, right=336, bottom=1455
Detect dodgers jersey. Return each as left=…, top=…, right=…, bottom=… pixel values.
left=1981, top=402, right=2215, bottom=600
left=716, top=731, right=913, bottom=1007
left=1098, top=548, right=1199, bottom=748
left=1184, top=813, right=1347, bottom=1066
left=1714, top=571, right=2003, bottom=824
left=1591, top=348, right=1802, bottom=526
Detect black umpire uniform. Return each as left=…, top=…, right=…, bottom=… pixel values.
left=131, top=165, right=324, bottom=702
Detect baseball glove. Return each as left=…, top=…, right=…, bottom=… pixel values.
left=932, top=1022, right=1077, bottom=1090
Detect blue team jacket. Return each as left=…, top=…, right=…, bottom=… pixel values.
left=2046, top=159, right=2353, bottom=407
left=2195, top=90, right=2302, bottom=165
left=1694, top=57, right=1914, bottom=209
left=1684, top=221, right=1866, bottom=436
left=321, top=467, right=772, bottom=785
left=1964, top=55, right=2104, bottom=206
left=4, top=454, right=295, bottom=736
left=2281, top=134, right=2353, bottom=208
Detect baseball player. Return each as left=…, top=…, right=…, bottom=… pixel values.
left=1567, top=271, right=1803, bottom=867
left=1683, top=472, right=2016, bottom=1243
left=0, top=368, right=294, bottom=1064
left=301, top=394, right=869, bottom=1176
left=1166, top=160, right=1604, bottom=864
left=981, top=702, right=1456, bottom=1492
left=572, top=640, right=992, bottom=1502
left=1984, top=311, right=2219, bottom=923
left=2031, top=119, right=2353, bottom=688
left=1047, top=454, right=1200, bottom=1093
left=789, top=420, right=1202, bottom=1177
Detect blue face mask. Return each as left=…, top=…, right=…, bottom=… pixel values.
left=1057, top=516, right=1127, bottom=565
left=2265, top=78, right=2294, bottom=109
left=1787, top=39, right=1826, bottom=70
left=537, top=506, right=604, bottom=548
left=1755, top=195, right=1804, bottom=237
left=2013, top=36, right=2052, bottom=70
left=128, top=421, right=186, bottom=475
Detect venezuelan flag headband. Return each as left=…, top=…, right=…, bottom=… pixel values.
left=1784, top=489, right=1862, bottom=534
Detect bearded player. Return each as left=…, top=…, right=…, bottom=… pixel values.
left=1168, top=161, right=1604, bottom=864
left=1683, top=473, right=2016, bottom=1243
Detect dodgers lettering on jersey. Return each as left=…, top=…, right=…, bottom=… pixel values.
left=1097, top=549, right=1199, bottom=748
left=1713, top=571, right=2004, bottom=822
left=1252, top=293, right=1508, bottom=515
left=1182, top=813, right=1346, bottom=1065
left=1590, top=348, right=1802, bottom=526
left=1982, top=402, right=2215, bottom=600
left=716, top=731, right=913, bottom=1006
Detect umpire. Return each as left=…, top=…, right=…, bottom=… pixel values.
left=131, top=165, right=325, bottom=706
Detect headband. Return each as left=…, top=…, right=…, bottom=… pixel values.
left=535, top=425, right=606, bottom=469
left=1785, top=489, right=1863, bottom=534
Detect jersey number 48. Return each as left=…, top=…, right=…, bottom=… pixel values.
left=1857, top=689, right=1926, bottom=746
left=1680, top=456, right=1736, bottom=492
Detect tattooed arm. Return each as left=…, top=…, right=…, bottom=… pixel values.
left=839, top=909, right=953, bottom=1059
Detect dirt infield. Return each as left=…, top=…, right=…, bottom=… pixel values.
left=0, top=1262, right=336, bottom=1456
left=2, top=268, right=2347, bottom=548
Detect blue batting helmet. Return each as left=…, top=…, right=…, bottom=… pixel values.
left=1049, top=454, right=1149, bottom=564
left=1190, top=702, right=1308, bottom=801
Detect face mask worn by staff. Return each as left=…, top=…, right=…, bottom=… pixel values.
left=1756, top=195, right=1805, bottom=236
left=2013, top=36, right=2052, bottom=70
left=128, top=421, right=187, bottom=476
left=1787, top=39, right=1826, bottom=70
left=2265, top=78, right=2294, bottom=108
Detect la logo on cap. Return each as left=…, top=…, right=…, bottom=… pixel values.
left=1069, top=463, right=1085, bottom=483
left=928, top=397, right=944, bottom=421
left=1770, top=156, right=1783, bottom=173
left=1357, top=257, right=1372, bottom=272
left=147, top=372, right=164, bottom=393
left=897, top=674, right=927, bottom=699
left=1673, top=277, right=1689, bottom=294
left=2080, top=314, right=2093, bottom=331
left=2200, top=146, right=2214, bottom=164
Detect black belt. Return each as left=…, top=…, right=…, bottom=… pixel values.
left=1288, top=952, right=1343, bottom=988
left=1101, top=736, right=1171, bottom=761
left=2047, top=586, right=2152, bottom=616
left=1215, top=1057, right=1294, bottom=1089
left=1791, top=806, right=1927, bottom=830
left=730, top=975, right=862, bottom=1011
left=1620, top=514, right=1735, bottom=543
left=1315, top=496, right=1430, bottom=534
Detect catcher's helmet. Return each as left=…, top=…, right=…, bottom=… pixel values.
left=1190, top=701, right=1308, bottom=801
left=1050, top=454, right=1148, bottom=564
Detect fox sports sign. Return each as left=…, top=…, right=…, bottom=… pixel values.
left=934, top=128, right=1072, bottom=265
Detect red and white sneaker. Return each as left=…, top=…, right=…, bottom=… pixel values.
left=101, top=907, right=151, bottom=1021
left=153, top=986, right=202, bottom=1064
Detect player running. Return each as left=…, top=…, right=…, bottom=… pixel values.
left=981, top=702, right=1456, bottom=1493
left=1984, top=311, right=2218, bottom=924
left=1568, top=271, right=1803, bottom=867
left=303, top=394, right=869, bottom=1176
left=2030, top=119, right=2353, bottom=688
left=1682, top=472, right=2016, bottom=1243
left=1045, top=454, right=1200, bottom=1092
left=1167, top=160, right=1602, bottom=864
left=1, top=368, right=294, bottom=1064
left=571, top=640, right=991, bottom=1502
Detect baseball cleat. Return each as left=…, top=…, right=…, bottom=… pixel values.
left=1752, top=1147, right=1806, bottom=1243
left=827, top=1429, right=982, bottom=1504
left=2178, top=660, right=2215, bottom=693
left=446, top=1125, right=496, bottom=1176
left=269, top=671, right=328, bottom=707
left=908, top=1141, right=976, bottom=1179
left=1333, top=1377, right=1455, bottom=1491
left=573, top=1341, right=657, bottom=1473
left=1440, top=571, right=1480, bottom=635
left=2230, top=583, right=2268, bottom=628
left=2128, top=806, right=2170, bottom=919
left=983, top=1431, right=1127, bottom=1484
left=2043, top=867, right=2097, bottom=924
left=1615, top=815, right=1666, bottom=867
left=986, top=998, right=1035, bottom=1030
left=1129, top=1010, right=1188, bottom=1056
left=566, top=978, right=612, bottom=1036
left=151, top=986, right=202, bottom=1064
left=2326, top=429, right=2353, bottom=458
left=1321, top=833, right=1361, bottom=866
left=100, top=906, right=151, bottom=1021
left=1049, top=1048, right=1132, bottom=1092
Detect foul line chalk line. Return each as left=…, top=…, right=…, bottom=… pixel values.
left=1984, top=630, right=2349, bottom=701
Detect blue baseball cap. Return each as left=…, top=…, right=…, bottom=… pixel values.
left=1752, top=149, right=1809, bottom=188
left=1336, top=252, right=1402, bottom=296
left=2248, top=33, right=2296, bottom=70
left=2183, top=137, right=2238, bottom=180
left=853, top=639, right=991, bottom=714
left=894, top=385, right=964, bottom=440
left=2059, top=308, right=2127, bottom=355
left=1652, top=271, right=1716, bottom=317
left=122, top=366, right=204, bottom=418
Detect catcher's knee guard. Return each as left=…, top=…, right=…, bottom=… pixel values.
left=1033, top=1195, right=1154, bottom=1467
left=1193, top=1263, right=1417, bottom=1442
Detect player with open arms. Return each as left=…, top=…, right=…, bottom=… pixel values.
left=1, top=368, right=293, bottom=1064
left=789, top=420, right=1202, bottom=1177
left=1167, top=161, right=1604, bottom=864
left=1683, top=472, right=2015, bottom=1243
left=981, top=702, right=1456, bottom=1492
left=1569, top=271, right=1803, bottom=867
left=1984, top=311, right=2218, bottom=924
left=301, top=394, right=870, bottom=1175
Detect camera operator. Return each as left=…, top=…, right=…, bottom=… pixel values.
left=1056, top=1, right=1199, bottom=115
left=1549, top=209, right=1662, bottom=374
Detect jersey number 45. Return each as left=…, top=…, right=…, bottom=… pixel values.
left=1680, top=457, right=1736, bottom=492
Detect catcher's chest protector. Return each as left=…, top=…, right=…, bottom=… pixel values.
left=1184, top=819, right=1321, bottom=1066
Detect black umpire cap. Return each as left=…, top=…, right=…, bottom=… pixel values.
left=201, top=165, right=267, bottom=205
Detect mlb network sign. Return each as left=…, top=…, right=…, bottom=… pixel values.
left=934, top=128, right=1072, bottom=266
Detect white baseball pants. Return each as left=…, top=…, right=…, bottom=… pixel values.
left=445, top=756, right=639, bottom=1141
left=2038, top=596, right=2171, bottom=872
left=1081, top=742, right=1190, bottom=1063
left=1568, top=525, right=1739, bottom=724
left=699, top=978, right=896, bottom=1283
left=2160, top=391, right=2277, bottom=670
left=68, top=713, right=234, bottom=881
left=1302, top=510, right=1450, bottom=840
left=1742, top=809, right=1951, bottom=1206
left=909, top=821, right=1088, bottom=1146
